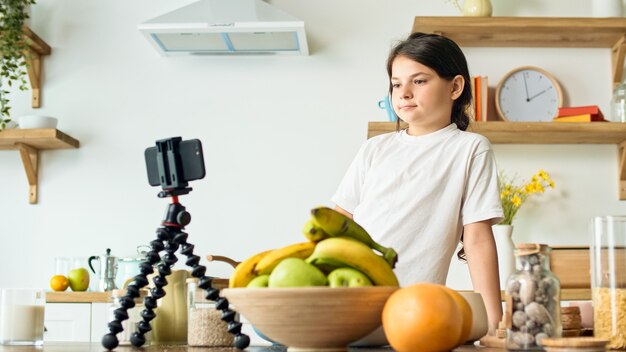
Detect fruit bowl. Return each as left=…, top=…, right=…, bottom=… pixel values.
left=221, top=286, right=398, bottom=351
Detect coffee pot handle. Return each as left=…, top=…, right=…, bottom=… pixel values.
left=88, top=256, right=98, bottom=274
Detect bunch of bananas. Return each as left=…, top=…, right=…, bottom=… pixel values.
left=229, top=207, right=399, bottom=288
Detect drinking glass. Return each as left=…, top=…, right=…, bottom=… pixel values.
left=0, top=289, right=46, bottom=345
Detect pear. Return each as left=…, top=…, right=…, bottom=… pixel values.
left=327, top=267, right=373, bottom=287
left=247, top=275, right=270, bottom=288
left=268, top=258, right=327, bottom=287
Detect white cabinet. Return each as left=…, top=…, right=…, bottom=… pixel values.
left=91, top=303, right=113, bottom=343
left=44, top=303, right=91, bottom=342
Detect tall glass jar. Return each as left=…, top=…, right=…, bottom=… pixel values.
left=505, top=243, right=562, bottom=350
left=612, top=82, right=626, bottom=122
left=591, top=216, right=626, bottom=349
left=186, top=278, right=234, bottom=347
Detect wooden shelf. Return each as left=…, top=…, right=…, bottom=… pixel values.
left=0, top=128, right=79, bottom=204
left=22, top=26, right=51, bottom=108
left=412, top=16, right=626, bottom=87
left=368, top=121, right=626, bottom=199
left=46, top=291, right=112, bottom=303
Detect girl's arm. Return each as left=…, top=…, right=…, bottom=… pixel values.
left=463, top=220, right=502, bottom=336
left=334, top=205, right=353, bottom=219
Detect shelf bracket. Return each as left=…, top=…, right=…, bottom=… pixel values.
left=612, top=35, right=626, bottom=88
left=16, top=142, right=39, bottom=204
left=24, top=50, right=42, bottom=108
left=617, top=142, right=626, bottom=200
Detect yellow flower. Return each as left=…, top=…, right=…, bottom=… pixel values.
left=498, top=169, right=555, bottom=225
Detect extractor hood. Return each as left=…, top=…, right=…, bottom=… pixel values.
left=138, top=0, right=309, bottom=56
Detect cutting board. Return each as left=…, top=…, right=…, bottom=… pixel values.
left=46, top=291, right=112, bottom=303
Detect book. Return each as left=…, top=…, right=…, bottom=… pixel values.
left=557, top=105, right=604, bottom=119
left=553, top=113, right=608, bottom=122
left=472, top=76, right=488, bottom=122
left=475, top=76, right=482, bottom=122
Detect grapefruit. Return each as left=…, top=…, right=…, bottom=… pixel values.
left=382, top=283, right=463, bottom=352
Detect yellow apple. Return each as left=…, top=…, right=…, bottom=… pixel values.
left=68, top=267, right=90, bottom=291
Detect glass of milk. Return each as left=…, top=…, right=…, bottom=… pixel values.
left=0, top=289, right=46, bottom=345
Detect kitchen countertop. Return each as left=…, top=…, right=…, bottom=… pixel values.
left=0, top=342, right=504, bottom=351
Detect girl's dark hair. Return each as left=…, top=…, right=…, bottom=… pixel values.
left=386, top=32, right=472, bottom=132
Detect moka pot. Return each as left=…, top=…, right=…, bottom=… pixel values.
left=88, top=248, right=118, bottom=292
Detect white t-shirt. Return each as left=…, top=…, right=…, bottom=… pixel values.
left=331, top=123, right=503, bottom=286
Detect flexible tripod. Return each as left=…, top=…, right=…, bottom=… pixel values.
left=101, top=138, right=250, bottom=350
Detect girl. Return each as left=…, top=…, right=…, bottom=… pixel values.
left=332, top=32, right=503, bottom=334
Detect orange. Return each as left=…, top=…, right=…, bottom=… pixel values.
left=50, top=275, right=69, bottom=292
left=382, top=283, right=462, bottom=352
left=442, top=287, right=473, bottom=345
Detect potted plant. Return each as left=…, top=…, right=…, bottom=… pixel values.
left=0, top=0, right=36, bottom=130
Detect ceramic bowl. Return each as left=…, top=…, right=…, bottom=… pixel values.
left=18, top=115, right=57, bottom=129
left=221, top=286, right=398, bottom=351
left=458, top=290, right=489, bottom=342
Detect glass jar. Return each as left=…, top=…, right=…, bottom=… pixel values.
left=591, top=216, right=626, bottom=349
left=505, top=243, right=562, bottom=350
left=611, top=82, right=626, bottom=122
left=108, top=289, right=149, bottom=345
left=186, top=278, right=234, bottom=347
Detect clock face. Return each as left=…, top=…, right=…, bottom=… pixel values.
left=496, top=67, right=562, bottom=122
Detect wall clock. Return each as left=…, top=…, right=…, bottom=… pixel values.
left=495, top=66, right=563, bottom=122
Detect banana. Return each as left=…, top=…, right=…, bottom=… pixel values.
left=302, top=219, right=329, bottom=242
left=229, top=250, right=273, bottom=288
left=255, top=242, right=316, bottom=275
left=306, top=236, right=399, bottom=287
left=310, top=207, right=399, bottom=268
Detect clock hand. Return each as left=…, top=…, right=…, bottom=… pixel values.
left=528, top=86, right=553, bottom=101
left=523, top=73, right=530, bottom=102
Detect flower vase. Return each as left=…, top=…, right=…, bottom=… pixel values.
left=492, top=224, right=515, bottom=289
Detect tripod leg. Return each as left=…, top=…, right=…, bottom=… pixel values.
left=174, top=230, right=251, bottom=349
left=101, top=227, right=171, bottom=350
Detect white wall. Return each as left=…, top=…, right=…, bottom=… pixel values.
left=1, top=0, right=624, bottom=290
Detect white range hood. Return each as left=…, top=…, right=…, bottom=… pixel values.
left=138, top=0, right=309, bottom=56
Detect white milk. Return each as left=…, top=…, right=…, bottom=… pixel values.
left=0, top=304, right=45, bottom=345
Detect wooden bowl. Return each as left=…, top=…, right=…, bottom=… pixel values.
left=221, top=286, right=398, bottom=351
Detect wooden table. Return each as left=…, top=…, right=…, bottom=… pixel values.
left=0, top=342, right=504, bottom=351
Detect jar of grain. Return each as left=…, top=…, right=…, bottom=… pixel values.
left=505, top=243, right=562, bottom=350
left=591, top=216, right=626, bottom=349
left=186, top=278, right=235, bottom=347
left=108, top=289, right=150, bottom=345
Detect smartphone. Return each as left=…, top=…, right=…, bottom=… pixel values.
left=145, top=138, right=205, bottom=187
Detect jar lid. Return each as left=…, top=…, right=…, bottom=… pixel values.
left=541, top=337, right=609, bottom=348
left=514, top=243, right=550, bottom=256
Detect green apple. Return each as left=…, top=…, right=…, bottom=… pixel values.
left=247, top=275, right=270, bottom=288
left=327, top=267, right=373, bottom=287
left=68, top=267, right=90, bottom=291
left=268, top=258, right=327, bottom=287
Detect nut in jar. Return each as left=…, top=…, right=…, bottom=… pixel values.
left=505, top=243, right=562, bottom=350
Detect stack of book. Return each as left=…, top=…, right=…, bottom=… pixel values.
left=471, top=76, right=488, bottom=122
left=553, top=105, right=607, bottom=122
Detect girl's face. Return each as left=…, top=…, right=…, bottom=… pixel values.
left=390, top=55, right=463, bottom=135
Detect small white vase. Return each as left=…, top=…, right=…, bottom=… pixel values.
left=592, top=0, right=623, bottom=17
left=492, top=224, right=515, bottom=290
left=462, top=0, right=493, bottom=17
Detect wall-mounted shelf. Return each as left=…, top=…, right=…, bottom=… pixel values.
left=412, top=16, right=626, bottom=87
left=22, top=26, right=51, bottom=108
left=0, top=128, right=79, bottom=204
left=368, top=121, right=626, bottom=199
